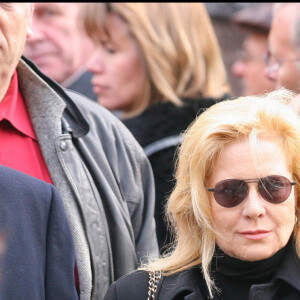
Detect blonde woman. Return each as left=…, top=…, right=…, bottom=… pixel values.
left=82, top=3, right=230, bottom=251
left=104, top=88, right=300, bottom=299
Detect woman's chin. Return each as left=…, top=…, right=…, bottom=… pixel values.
left=226, top=245, right=278, bottom=262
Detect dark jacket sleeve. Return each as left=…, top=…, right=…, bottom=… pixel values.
left=68, top=91, right=159, bottom=265
left=98, top=107, right=159, bottom=264
left=45, top=185, right=78, bottom=300
left=109, top=121, right=159, bottom=266
left=129, top=152, right=158, bottom=263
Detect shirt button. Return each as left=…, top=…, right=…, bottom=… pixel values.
left=60, top=141, right=68, bottom=151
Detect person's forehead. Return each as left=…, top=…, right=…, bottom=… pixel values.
left=273, top=4, right=298, bottom=27
left=33, top=2, right=79, bottom=14
left=0, top=3, right=27, bottom=11
left=269, top=5, right=297, bottom=54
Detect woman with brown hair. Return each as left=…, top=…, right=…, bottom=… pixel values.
left=82, top=3, right=230, bottom=251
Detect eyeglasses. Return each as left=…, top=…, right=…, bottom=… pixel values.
left=207, top=175, right=296, bottom=208
left=264, top=50, right=300, bottom=73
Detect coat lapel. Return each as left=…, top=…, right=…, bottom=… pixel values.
left=157, top=267, right=206, bottom=300
left=184, top=291, right=204, bottom=300
left=274, top=241, right=300, bottom=292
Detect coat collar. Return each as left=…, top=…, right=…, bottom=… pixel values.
left=273, top=240, right=300, bottom=292
left=18, top=56, right=89, bottom=138
left=157, top=267, right=205, bottom=300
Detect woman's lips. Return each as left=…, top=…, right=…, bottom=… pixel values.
left=239, top=230, right=271, bottom=240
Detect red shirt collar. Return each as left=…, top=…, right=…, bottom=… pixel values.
left=0, top=71, right=36, bottom=140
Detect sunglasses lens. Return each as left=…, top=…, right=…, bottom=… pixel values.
left=258, top=175, right=292, bottom=203
left=213, top=179, right=248, bottom=208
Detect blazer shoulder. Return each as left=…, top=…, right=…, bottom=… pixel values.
left=105, top=270, right=149, bottom=300
left=0, top=165, right=52, bottom=192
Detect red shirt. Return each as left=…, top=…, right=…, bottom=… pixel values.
left=0, top=71, right=52, bottom=183
left=0, top=71, right=80, bottom=292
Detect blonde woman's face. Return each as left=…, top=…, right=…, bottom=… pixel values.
left=207, top=136, right=295, bottom=261
left=87, top=13, right=146, bottom=112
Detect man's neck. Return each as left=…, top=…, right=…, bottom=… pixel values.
left=0, top=73, right=14, bottom=104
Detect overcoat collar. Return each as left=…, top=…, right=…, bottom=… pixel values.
left=156, top=267, right=205, bottom=300
left=18, top=56, right=89, bottom=138
left=273, top=240, right=300, bottom=291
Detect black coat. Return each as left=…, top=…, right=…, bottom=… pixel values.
left=123, top=98, right=226, bottom=251
left=104, top=242, right=300, bottom=300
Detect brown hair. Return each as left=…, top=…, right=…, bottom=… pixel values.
left=82, top=3, right=230, bottom=116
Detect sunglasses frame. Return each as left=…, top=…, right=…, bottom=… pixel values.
left=207, top=175, right=296, bottom=208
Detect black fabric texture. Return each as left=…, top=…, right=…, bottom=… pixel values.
left=208, top=240, right=291, bottom=300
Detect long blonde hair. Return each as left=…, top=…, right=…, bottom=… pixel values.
left=82, top=3, right=230, bottom=116
left=144, top=88, right=300, bottom=298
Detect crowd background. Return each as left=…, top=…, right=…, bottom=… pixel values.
left=1, top=2, right=300, bottom=300
left=206, top=2, right=253, bottom=97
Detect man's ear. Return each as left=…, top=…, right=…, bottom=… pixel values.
left=26, top=3, right=34, bottom=38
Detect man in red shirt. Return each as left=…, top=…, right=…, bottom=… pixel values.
left=0, top=70, right=52, bottom=182
left=0, top=3, right=158, bottom=300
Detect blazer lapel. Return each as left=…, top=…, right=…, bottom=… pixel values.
left=157, top=267, right=206, bottom=300
left=184, top=291, right=205, bottom=300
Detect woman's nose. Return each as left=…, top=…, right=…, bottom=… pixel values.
left=241, top=185, right=266, bottom=220
left=87, top=48, right=105, bottom=74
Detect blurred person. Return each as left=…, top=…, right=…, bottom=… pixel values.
left=205, top=3, right=254, bottom=97
left=231, top=3, right=276, bottom=96
left=1, top=3, right=158, bottom=300
left=82, top=2, right=230, bottom=252
left=266, top=3, right=300, bottom=93
left=24, top=3, right=97, bottom=101
left=0, top=165, right=77, bottom=299
left=104, top=88, right=300, bottom=300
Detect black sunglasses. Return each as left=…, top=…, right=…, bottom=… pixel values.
left=207, top=175, right=296, bottom=208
